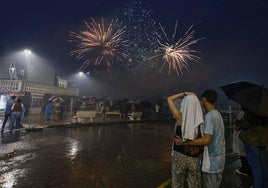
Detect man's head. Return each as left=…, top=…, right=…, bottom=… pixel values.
left=201, top=90, right=217, bottom=111
left=11, top=95, right=16, bottom=100
left=16, top=98, right=22, bottom=103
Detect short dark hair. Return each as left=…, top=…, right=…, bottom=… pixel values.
left=16, top=98, right=22, bottom=103
left=201, top=89, right=217, bottom=104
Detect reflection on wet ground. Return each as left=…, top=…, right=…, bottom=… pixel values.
left=0, top=123, right=172, bottom=188
left=0, top=122, right=252, bottom=188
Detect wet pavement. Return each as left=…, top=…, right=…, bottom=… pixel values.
left=0, top=114, right=253, bottom=188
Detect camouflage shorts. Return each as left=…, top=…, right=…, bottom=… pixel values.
left=171, top=151, right=201, bottom=188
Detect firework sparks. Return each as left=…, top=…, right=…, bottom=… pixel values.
left=151, top=20, right=204, bottom=76
left=122, top=1, right=159, bottom=73
left=69, top=18, right=129, bottom=71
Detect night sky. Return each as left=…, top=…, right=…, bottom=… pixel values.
left=1, top=0, right=267, bottom=101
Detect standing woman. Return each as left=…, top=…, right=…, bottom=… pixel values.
left=167, top=92, right=204, bottom=188
left=9, top=98, right=24, bottom=130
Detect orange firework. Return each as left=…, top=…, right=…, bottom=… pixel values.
left=69, top=18, right=129, bottom=71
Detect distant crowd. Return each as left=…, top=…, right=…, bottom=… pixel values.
left=42, top=97, right=172, bottom=121
left=71, top=97, right=170, bottom=120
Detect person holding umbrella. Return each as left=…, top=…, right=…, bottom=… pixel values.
left=221, top=81, right=268, bottom=188
left=232, top=109, right=252, bottom=176
left=235, top=108, right=268, bottom=188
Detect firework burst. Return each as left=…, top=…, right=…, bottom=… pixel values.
left=123, top=1, right=159, bottom=73
left=69, top=18, right=129, bottom=72
left=151, top=20, right=204, bottom=77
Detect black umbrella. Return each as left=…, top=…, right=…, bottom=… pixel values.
left=221, top=81, right=268, bottom=117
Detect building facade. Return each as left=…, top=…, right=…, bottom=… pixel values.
left=0, top=57, right=79, bottom=115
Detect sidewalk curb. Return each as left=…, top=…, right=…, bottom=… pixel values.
left=44, top=119, right=169, bottom=128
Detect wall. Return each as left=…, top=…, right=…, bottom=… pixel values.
left=0, top=56, right=56, bottom=86
left=0, top=57, right=13, bottom=79
left=27, top=57, right=55, bottom=86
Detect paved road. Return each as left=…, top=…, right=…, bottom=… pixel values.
left=0, top=114, right=252, bottom=188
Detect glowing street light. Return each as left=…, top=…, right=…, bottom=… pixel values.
left=24, top=49, right=31, bottom=57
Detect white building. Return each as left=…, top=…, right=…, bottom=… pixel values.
left=0, top=57, right=79, bottom=114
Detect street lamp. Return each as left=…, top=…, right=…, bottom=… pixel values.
left=24, top=49, right=31, bottom=57
left=23, top=49, right=32, bottom=119
left=78, top=71, right=84, bottom=76
left=24, top=49, right=31, bottom=80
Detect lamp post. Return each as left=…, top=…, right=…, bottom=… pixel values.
left=23, top=49, right=32, bottom=122
left=24, top=49, right=31, bottom=80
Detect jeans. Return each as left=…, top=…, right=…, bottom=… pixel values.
left=245, top=144, right=267, bottom=188
left=1, top=113, right=11, bottom=129
left=202, top=172, right=223, bottom=188
left=260, top=147, right=268, bottom=188
left=9, top=111, right=22, bottom=130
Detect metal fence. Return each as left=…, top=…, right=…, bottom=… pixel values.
left=219, top=105, right=240, bottom=153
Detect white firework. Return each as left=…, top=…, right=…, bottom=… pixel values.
left=152, top=20, right=204, bottom=76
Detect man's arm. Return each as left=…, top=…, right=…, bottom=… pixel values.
left=11, top=103, right=15, bottom=110
left=175, top=134, right=212, bottom=146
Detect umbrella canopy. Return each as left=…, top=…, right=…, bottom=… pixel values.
left=221, top=81, right=268, bottom=117
left=48, top=96, right=63, bottom=103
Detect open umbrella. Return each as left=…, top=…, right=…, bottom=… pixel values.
left=48, top=96, right=63, bottom=104
left=221, top=81, right=268, bottom=117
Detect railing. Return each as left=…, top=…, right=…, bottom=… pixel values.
left=0, top=79, right=23, bottom=92
left=0, top=79, right=79, bottom=96
left=218, top=105, right=241, bottom=153
left=219, top=105, right=233, bottom=128
left=24, top=81, right=79, bottom=96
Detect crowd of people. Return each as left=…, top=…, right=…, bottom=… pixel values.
left=71, top=97, right=169, bottom=120
left=2, top=90, right=267, bottom=187
left=1, top=95, right=168, bottom=132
